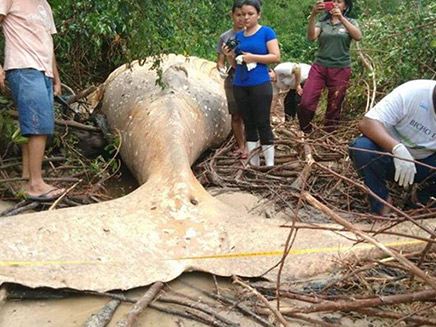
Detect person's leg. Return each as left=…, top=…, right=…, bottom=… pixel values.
left=324, top=67, right=351, bottom=132
left=233, top=85, right=257, bottom=142
left=231, top=113, right=245, bottom=155
left=414, top=153, right=436, bottom=206
left=21, top=144, right=30, bottom=179
left=6, top=69, right=64, bottom=198
left=284, top=89, right=297, bottom=121
left=349, top=136, right=395, bottom=214
left=225, top=74, right=245, bottom=155
left=234, top=85, right=259, bottom=165
left=293, top=82, right=304, bottom=119
left=298, top=63, right=327, bottom=132
left=250, top=82, right=274, bottom=166
left=270, top=93, right=279, bottom=122
left=250, top=82, right=273, bottom=145
left=26, top=135, right=48, bottom=189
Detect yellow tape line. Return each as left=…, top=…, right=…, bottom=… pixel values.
left=170, top=239, right=424, bottom=261
left=0, top=240, right=424, bottom=266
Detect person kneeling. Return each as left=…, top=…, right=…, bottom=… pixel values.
left=349, top=80, right=436, bottom=215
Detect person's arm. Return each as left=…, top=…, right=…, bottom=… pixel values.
left=293, top=65, right=303, bottom=95
left=307, top=2, right=323, bottom=41
left=242, top=38, right=280, bottom=64
left=330, top=7, right=362, bottom=41
left=52, top=53, right=61, bottom=95
left=216, top=53, right=226, bottom=71
left=358, top=117, right=399, bottom=151
left=359, top=116, right=416, bottom=187
left=0, top=14, right=5, bottom=89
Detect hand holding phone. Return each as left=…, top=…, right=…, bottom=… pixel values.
left=323, top=1, right=334, bottom=11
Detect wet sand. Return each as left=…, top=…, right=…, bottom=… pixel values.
left=0, top=273, right=260, bottom=327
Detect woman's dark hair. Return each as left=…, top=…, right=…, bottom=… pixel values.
left=232, top=0, right=244, bottom=12
left=321, top=0, right=353, bottom=21
left=241, top=0, right=262, bottom=13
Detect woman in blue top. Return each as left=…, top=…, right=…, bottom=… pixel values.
left=223, top=0, right=280, bottom=167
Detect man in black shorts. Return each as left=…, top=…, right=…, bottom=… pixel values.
left=216, top=0, right=246, bottom=158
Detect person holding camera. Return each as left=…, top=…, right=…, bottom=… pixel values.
left=223, top=0, right=280, bottom=167
left=298, top=0, right=362, bottom=133
left=0, top=0, right=65, bottom=201
left=269, top=62, right=311, bottom=121
left=216, top=1, right=246, bottom=159
left=349, top=80, right=436, bottom=215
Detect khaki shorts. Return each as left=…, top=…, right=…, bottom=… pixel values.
left=224, top=71, right=240, bottom=115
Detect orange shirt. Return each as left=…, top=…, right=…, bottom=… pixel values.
left=0, top=0, right=56, bottom=77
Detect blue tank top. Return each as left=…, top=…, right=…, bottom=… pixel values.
left=233, top=26, right=277, bottom=87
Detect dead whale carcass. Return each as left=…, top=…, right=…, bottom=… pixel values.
left=0, top=55, right=427, bottom=292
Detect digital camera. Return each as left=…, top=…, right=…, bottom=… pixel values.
left=225, top=38, right=239, bottom=51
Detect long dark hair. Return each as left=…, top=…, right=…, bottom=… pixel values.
left=321, top=0, right=353, bottom=21
left=241, top=0, right=262, bottom=13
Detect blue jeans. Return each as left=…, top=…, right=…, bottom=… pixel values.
left=349, top=136, right=436, bottom=213
left=6, top=68, right=54, bottom=136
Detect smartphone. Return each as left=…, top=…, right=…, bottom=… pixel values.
left=323, top=1, right=334, bottom=11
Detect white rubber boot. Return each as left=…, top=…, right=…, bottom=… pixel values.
left=246, top=141, right=260, bottom=166
left=262, top=145, right=275, bottom=167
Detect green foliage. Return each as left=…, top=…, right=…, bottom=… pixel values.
left=359, top=1, right=435, bottom=86
left=262, top=0, right=317, bottom=62
left=50, top=0, right=435, bottom=95
left=0, top=111, right=15, bottom=143
left=51, top=0, right=232, bottom=86
left=0, top=96, right=17, bottom=150
left=345, top=0, right=436, bottom=118
left=51, top=0, right=143, bottom=86
left=1, top=0, right=434, bottom=123
left=11, top=128, right=28, bottom=145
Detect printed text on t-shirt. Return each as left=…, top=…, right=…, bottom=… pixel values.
left=410, top=120, right=436, bottom=138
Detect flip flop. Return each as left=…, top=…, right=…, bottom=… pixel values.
left=232, top=148, right=242, bottom=157
left=26, top=188, right=65, bottom=202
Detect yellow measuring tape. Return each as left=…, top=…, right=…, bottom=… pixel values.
left=0, top=240, right=424, bottom=267
left=170, top=239, right=424, bottom=261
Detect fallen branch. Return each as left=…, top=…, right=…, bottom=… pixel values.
left=158, top=294, right=239, bottom=327
left=150, top=302, right=230, bottom=327
left=0, top=201, right=39, bottom=217
left=180, top=281, right=274, bottom=327
left=283, top=313, right=340, bottom=327
left=116, top=281, right=164, bottom=327
left=233, top=275, right=290, bottom=327
left=0, top=177, right=80, bottom=184
left=67, top=85, right=97, bottom=104
left=0, top=157, right=66, bottom=170
left=49, top=179, right=82, bottom=211
left=302, top=192, right=436, bottom=291
left=84, top=299, right=121, bottom=327
left=277, top=289, right=436, bottom=314
left=7, top=110, right=100, bottom=132
left=357, top=307, right=436, bottom=326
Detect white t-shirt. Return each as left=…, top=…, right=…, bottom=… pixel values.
left=0, top=0, right=56, bottom=78
left=274, top=62, right=311, bottom=90
left=365, top=79, right=436, bottom=159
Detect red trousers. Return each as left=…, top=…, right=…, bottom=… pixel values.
left=298, top=63, right=351, bottom=132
